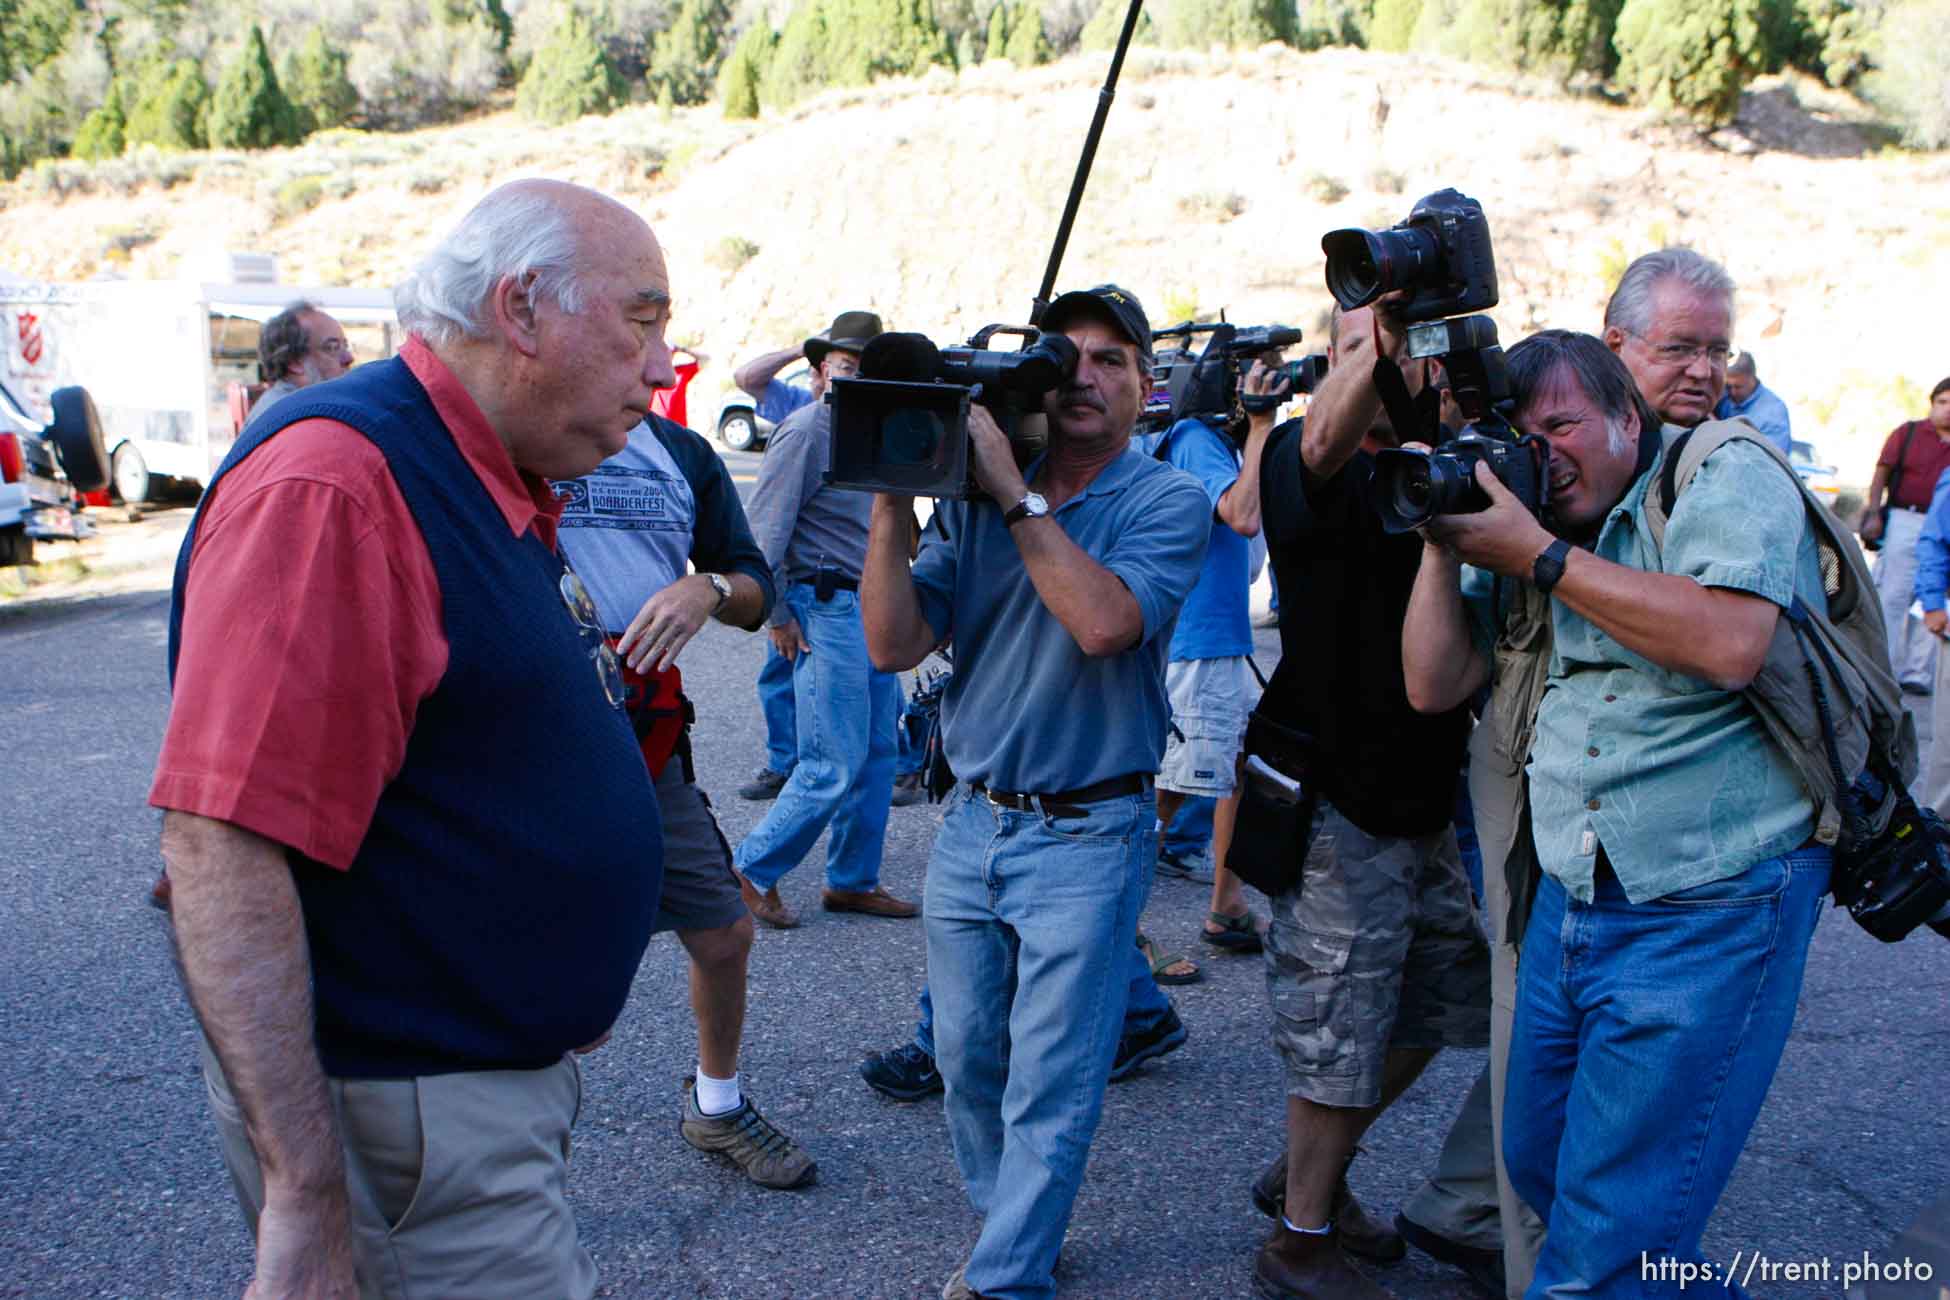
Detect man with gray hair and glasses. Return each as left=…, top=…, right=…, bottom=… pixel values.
left=1602, top=246, right=1736, bottom=432
left=151, top=179, right=676, bottom=1298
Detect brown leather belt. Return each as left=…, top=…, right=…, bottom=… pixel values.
left=970, top=772, right=1150, bottom=817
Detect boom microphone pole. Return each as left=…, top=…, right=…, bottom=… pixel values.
left=1029, top=0, right=1148, bottom=327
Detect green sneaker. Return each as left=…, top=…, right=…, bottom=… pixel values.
left=680, top=1079, right=817, bottom=1190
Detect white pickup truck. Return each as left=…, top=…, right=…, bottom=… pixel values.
left=1, top=277, right=398, bottom=505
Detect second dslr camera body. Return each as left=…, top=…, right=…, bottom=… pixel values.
left=1321, top=188, right=1548, bottom=532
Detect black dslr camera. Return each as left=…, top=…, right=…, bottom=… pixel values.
left=1321, top=188, right=1498, bottom=324
left=1834, top=766, right=1950, bottom=943
left=1327, top=190, right=1546, bottom=532
left=824, top=326, right=1080, bottom=500
left=1139, top=321, right=1315, bottom=440
left=1370, top=317, right=1551, bottom=534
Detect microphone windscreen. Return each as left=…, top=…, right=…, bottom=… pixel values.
left=861, top=333, right=941, bottom=382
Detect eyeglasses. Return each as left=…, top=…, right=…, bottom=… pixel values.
left=558, top=563, right=626, bottom=709
left=1633, top=334, right=1733, bottom=368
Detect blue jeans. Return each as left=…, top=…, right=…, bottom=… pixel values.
left=927, top=784, right=1156, bottom=1300
left=734, top=587, right=898, bottom=893
left=1162, top=794, right=1215, bottom=864
left=895, top=678, right=929, bottom=780
left=1504, top=847, right=1830, bottom=1299
left=757, top=641, right=797, bottom=776
left=912, top=936, right=1173, bottom=1059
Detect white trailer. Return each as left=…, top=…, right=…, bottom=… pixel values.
left=0, top=278, right=398, bottom=503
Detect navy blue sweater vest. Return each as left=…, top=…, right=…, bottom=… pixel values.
left=168, top=357, right=663, bottom=1077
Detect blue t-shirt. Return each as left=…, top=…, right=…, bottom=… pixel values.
left=757, top=380, right=813, bottom=425
left=1713, top=383, right=1792, bottom=456
left=555, top=417, right=775, bottom=635
left=910, top=447, right=1211, bottom=792
left=1144, top=418, right=1253, bottom=661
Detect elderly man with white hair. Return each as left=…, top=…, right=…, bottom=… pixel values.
left=150, top=180, right=676, bottom=1299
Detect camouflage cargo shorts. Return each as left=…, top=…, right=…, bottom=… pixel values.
left=1264, top=801, right=1491, bottom=1109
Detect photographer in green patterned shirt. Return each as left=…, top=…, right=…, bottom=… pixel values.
left=1402, top=329, right=1830, bottom=1300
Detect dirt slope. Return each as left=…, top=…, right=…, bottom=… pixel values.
left=3, top=45, right=1943, bottom=481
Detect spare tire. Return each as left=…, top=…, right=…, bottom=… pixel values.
left=48, top=386, right=110, bottom=494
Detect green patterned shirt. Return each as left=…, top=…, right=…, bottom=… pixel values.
left=1466, top=439, right=1826, bottom=904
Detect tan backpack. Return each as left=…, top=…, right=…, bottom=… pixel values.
left=1644, top=419, right=1918, bottom=849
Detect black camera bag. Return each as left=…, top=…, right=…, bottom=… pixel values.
left=1228, top=706, right=1320, bottom=898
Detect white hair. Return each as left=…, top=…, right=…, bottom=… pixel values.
left=394, top=186, right=588, bottom=346
left=1602, top=247, right=1736, bottom=338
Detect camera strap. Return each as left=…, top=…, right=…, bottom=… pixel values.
left=1371, top=357, right=1437, bottom=445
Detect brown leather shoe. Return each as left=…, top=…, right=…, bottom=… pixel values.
left=1335, top=1179, right=1406, bottom=1263
left=821, top=885, right=919, bottom=918
left=148, top=870, right=171, bottom=912
left=1254, top=1222, right=1397, bottom=1300
left=1251, top=1151, right=1405, bottom=1263
left=737, top=872, right=799, bottom=929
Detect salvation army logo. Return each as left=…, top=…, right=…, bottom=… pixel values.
left=14, top=312, right=44, bottom=367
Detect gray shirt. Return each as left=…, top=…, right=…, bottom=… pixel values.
left=242, top=379, right=303, bottom=433
left=745, top=399, right=871, bottom=628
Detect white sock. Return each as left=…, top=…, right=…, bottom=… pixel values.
left=694, top=1069, right=741, bottom=1116
left=1155, top=818, right=1167, bottom=834
left=1282, top=1215, right=1332, bottom=1236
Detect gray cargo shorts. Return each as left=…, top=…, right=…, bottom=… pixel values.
left=1264, top=800, right=1491, bottom=1108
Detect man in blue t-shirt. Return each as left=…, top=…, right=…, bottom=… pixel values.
left=1141, top=356, right=1291, bottom=968
left=556, top=414, right=817, bottom=1192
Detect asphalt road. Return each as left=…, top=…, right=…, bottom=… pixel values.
left=2, top=459, right=1946, bottom=1300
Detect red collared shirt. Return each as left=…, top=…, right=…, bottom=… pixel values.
left=149, top=337, right=565, bottom=869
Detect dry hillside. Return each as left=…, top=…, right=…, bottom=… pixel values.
left=3, top=45, right=1944, bottom=483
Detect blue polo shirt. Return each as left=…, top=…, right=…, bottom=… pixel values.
left=1140, top=417, right=1253, bottom=662
left=911, top=447, right=1211, bottom=792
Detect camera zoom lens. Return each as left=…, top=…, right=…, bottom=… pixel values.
left=1322, top=229, right=1383, bottom=310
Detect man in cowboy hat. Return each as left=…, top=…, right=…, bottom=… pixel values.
left=733, top=309, right=918, bottom=928
left=734, top=313, right=880, bottom=803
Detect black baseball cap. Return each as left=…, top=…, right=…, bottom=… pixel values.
left=1043, top=285, right=1153, bottom=361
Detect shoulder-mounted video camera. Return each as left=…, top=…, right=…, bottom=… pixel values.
left=1138, top=320, right=1321, bottom=440
left=824, top=326, right=1079, bottom=500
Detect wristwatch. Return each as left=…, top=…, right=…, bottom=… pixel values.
left=704, top=573, right=733, bottom=615
left=1531, top=539, right=1573, bottom=595
left=1004, top=492, right=1050, bottom=527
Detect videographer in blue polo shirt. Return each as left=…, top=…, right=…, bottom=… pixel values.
left=862, top=284, right=1210, bottom=1300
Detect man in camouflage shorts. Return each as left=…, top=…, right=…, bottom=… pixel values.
left=1265, top=813, right=1488, bottom=1109
left=1249, top=296, right=1495, bottom=1300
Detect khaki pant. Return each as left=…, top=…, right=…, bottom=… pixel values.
left=1400, top=769, right=1549, bottom=1299
left=1926, top=627, right=1950, bottom=817
left=1875, top=507, right=1939, bottom=692
left=201, top=1039, right=595, bottom=1300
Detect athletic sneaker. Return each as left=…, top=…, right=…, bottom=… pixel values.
left=1109, top=1006, right=1187, bottom=1081
left=680, top=1078, right=817, bottom=1189
left=859, top=1041, right=944, bottom=1100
